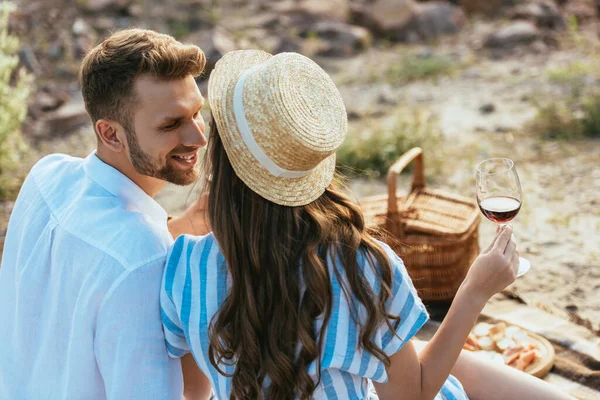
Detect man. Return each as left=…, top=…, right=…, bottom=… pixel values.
left=0, top=29, right=210, bottom=399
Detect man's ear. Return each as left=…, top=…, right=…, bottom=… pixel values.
left=96, top=119, right=126, bottom=152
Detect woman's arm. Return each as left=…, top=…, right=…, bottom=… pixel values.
left=181, top=353, right=212, bottom=400
left=374, top=226, right=519, bottom=400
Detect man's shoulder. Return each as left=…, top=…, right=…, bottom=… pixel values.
left=64, top=209, right=173, bottom=271
left=30, top=153, right=81, bottom=178
left=28, top=153, right=172, bottom=269
left=24, top=153, right=86, bottom=209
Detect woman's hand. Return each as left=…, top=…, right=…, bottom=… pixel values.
left=461, top=225, right=519, bottom=305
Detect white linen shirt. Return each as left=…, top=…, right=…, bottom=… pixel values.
left=0, top=153, right=183, bottom=399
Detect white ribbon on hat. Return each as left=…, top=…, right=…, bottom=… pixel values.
left=233, top=67, right=313, bottom=179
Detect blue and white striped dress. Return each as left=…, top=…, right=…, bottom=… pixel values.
left=160, top=234, right=469, bottom=400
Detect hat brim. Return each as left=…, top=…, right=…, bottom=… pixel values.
left=207, top=50, right=337, bottom=207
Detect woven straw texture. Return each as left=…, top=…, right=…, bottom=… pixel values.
left=361, top=148, right=481, bottom=301
left=208, top=50, right=347, bottom=206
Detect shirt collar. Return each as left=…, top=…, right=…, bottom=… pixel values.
left=83, top=152, right=168, bottom=226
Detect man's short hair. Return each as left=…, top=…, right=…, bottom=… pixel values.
left=79, top=29, right=206, bottom=132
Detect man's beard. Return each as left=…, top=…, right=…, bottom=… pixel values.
left=125, top=128, right=199, bottom=186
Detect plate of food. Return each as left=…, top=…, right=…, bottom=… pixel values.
left=463, top=321, right=555, bottom=378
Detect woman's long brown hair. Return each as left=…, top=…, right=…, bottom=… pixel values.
left=203, top=118, right=400, bottom=399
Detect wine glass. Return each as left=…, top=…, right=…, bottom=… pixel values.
left=476, top=158, right=530, bottom=277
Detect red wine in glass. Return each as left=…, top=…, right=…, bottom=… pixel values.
left=476, top=158, right=530, bottom=277
left=478, top=196, right=521, bottom=224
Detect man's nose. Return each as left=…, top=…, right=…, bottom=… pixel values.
left=181, top=116, right=207, bottom=148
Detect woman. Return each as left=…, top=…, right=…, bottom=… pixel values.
left=160, top=50, right=572, bottom=400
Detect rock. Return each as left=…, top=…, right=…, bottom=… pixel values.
left=72, top=18, right=92, bottom=36
left=74, top=36, right=96, bottom=59
left=564, top=0, right=598, bottom=22
left=18, top=45, right=42, bottom=74
left=240, top=28, right=279, bottom=54
left=184, top=28, right=240, bottom=78
left=299, top=0, right=349, bottom=22
left=414, top=1, right=466, bottom=40
left=127, top=3, right=143, bottom=18
left=89, top=16, right=116, bottom=33
left=185, top=30, right=221, bottom=77
left=461, top=68, right=481, bottom=79
left=32, top=91, right=66, bottom=114
left=377, top=92, right=397, bottom=106
left=370, top=0, right=417, bottom=32
left=309, top=21, right=372, bottom=57
left=274, top=0, right=349, bottom=22
left=275, top=36, right=303, bottom=53
left=484, top=22, right=540, bottom=49
left=78, top=0, right=132, bottom=14
left=352, top=0, right=419, bottom=42
left=566, top=304, right=579, bottom=312
left=351, top=0, right=464, bottom=42
left=479, top=103, right=496, bottom=114
left=300, top=37, right=330, bottom=57
left=347, top=110, right=363, bottom=121
left=227, top=13, right=280, bottom=31
left=47, top=42, right=65, bottom=61
left=212, top=27, right=238, bottom=54
left=72, top=18, right=98, bottom=58
left=460, top=0, right=504, bottom=16
left=238, top=26, right=303, bottom=54
left=45, top=100, right=89, bottom=135
left=530, top=40, right=549, bottom=54
left=511, top=1, right=564, bottom=29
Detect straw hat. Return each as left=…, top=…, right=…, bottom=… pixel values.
left=208, top=50, right=348, bottom=207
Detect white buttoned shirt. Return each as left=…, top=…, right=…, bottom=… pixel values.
left=0, top=153, right=183, bottom=399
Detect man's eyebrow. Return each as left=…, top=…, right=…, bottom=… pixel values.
left=158, top=99, right=205, bottom=124
left=159, top=116, right=182, bottom=123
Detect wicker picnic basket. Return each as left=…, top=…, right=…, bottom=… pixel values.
left=361, top=148, right=481, bottom=301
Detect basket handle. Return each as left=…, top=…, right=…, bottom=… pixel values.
left=387, top=147, right=426, bottom=214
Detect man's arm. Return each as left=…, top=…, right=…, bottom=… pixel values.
left=94, top=260, right=183, bottom=399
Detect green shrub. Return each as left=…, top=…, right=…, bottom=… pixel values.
left=338, top=50, right=458, bottom=86
left=547, top=62, right=592, bottom=98
left=530, top=59, right=600, bottom=140
left=336, top=109, right=442, bottom=178
left=0, top=2, right=33, bottom=199
left=529, top=94, right=600, bottom=140
left=385, top=51, right=455, bottom=84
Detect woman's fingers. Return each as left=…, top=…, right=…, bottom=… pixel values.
left=504, top=239, right=517, bottom=258
left=483, top=225, right=508, bottom=253
left=510, top=250, right=520, bottom=277
left=493, top=225, right=513, bottom=254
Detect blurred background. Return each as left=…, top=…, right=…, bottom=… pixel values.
left=0, top=0, right=599, bottom=344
